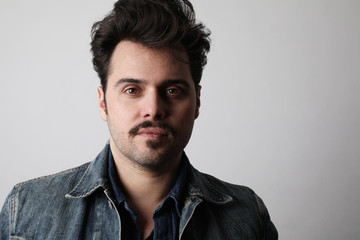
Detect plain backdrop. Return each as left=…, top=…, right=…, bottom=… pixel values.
left=1, top=0, right=359, bottom=239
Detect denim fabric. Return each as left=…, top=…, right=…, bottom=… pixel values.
left=107, top=147, right=188, bottom=239
left=0, top=143, right=278, bottom=239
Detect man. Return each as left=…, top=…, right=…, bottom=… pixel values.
left=0, top=0, right=278, bottom=239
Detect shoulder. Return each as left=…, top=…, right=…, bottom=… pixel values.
left=200, top=171, right=263, bottom=206
left=200, top=171, right=255, bottom=196
left=15, top=162, right=90, bottom=188
left=0, top=162, right=92, bottom=236
left=200, top=172, right=268, bottom=210
left=188, top=166, right=270, bottom=216
left=6, top=143, right=110, bottom=204
left=9, top=162, right=91, bottom=202
left=188, top=165, right=257, bottom=202
left=186, top=167, right=278, bottom=238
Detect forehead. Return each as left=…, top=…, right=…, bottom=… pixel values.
left=108, top=40, right=192, bottom=85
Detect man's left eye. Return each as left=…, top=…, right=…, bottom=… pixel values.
left=167, top=88, right=180, bottom=95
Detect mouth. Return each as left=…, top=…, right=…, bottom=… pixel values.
left=136, top=127, right=169, bottom=139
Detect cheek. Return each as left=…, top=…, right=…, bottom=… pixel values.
left=107, top=101, right=138, bottom=126
left=172, top=103, right=197, bottom=126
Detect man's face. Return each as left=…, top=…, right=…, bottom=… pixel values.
left=98, top=40, right=200, bottom=170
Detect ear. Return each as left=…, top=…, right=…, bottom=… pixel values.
left=97, top=86, right=107, bottom=121
left=195, top=85, right=201, bottom=119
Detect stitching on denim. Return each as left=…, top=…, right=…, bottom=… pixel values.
left=65, top=182, right=104, bottom=199
left=65, top=160, right=100, bottom=198
left=13, top=164, right=89, bottom=188
left=9, top=191, right=14, bottom=235
left=71, top=160, right=95, bottom=187
left=10, top=237, right=26, bottom=240
left=188, top=171, right=233, bottom=204
left=103, top=189, right=122, bottom=240
left=201, top=175, right=233, bottom=204
left=179, top=196, right=202, bottom=239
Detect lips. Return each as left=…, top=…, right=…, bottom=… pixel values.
left=137, top=127, right=168, bottom=138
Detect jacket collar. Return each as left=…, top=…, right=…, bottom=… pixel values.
left=185, top=155, right=233, bottom=205
left=66, top=143, right=110, bottom=199
left=66, top=143, right=233, bottom=205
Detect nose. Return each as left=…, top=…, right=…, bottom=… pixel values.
left=141, top=89, right=167, bottom=120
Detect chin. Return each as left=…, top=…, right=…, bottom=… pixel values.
left=145, top=139, right=167, bottom=149
left=133, top=154, right=170, bottom=170
left=133, top=147, right=179, bottom=170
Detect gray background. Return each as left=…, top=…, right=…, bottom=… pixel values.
left=1, top=0, right=359, bottom=239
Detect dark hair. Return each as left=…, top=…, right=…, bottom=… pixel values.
left=90, top=0, right=210, bottom=93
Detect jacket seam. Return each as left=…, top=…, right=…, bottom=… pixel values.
left=9, top=188, right=18, bottom=236
left=179, top=196, right=202, bottom=239
left=65, top=183, right=105, bottom=199
left=13, top=165, right=89, bottom=189
left=189, top=173, right=233, bottom=204
left=65, top=159, right=108, bottom=198
left=104, top=189, right=121, bottom=240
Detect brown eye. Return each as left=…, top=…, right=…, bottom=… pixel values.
left=167, top=88, right=180, bottom=95
left=125, top=88, right=138, bottom=94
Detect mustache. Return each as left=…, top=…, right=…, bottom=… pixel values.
left=128, top=121, right=175, bottom=136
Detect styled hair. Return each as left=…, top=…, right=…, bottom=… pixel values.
left=90, top=0, right=211, bottom=93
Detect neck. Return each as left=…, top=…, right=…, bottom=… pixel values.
left=117, top=159, right=181, bottom=205
left=110, top=143, right=182, bottom=211
left=110, top=143, right=182, bottom=239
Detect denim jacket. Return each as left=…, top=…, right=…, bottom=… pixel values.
left=0, top=144, right=278, bottom=239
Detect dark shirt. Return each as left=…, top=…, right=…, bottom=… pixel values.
left=107, top=149, right=188, bottom=240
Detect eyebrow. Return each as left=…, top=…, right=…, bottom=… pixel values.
left=162, top=79, right=191, bottom=88
left=114, top=78, right=145, bottom=88
left=114, top=78, right=191, bottom=88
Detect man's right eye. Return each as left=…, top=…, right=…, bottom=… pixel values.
left=124, top=87, right=138, bottom=94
